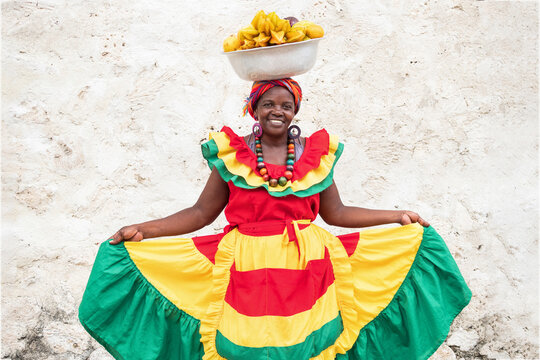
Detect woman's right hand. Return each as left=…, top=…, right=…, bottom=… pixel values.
left=109, top=225, right=144, bottom=245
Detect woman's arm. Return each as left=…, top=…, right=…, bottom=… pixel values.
left=109, top=167, right=229, bottom=244
left=319, top=182, right=430, bottom=228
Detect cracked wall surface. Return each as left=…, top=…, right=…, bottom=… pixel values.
left=2, top=0, right=538, bottom=359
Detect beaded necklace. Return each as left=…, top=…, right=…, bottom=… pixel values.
left=255, top=136, right=295, bottom=187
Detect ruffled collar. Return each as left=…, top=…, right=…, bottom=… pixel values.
left=220, top=126, right=331, bottom=182
left=201, top=126, right=343, bottom=197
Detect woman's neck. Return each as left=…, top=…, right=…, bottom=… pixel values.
left=261, top=133, right=288, bottom=148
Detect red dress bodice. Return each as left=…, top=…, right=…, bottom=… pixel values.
left=224, top=183, right=320, bottom=228
left=200, top=126, right=342, bottom=231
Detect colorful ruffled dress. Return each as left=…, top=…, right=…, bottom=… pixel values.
left=79, top=127, right=471, bottom=360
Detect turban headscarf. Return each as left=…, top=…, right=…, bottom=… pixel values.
left=242, top=78, right=303, bottom=120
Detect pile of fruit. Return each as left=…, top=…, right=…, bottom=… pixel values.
left=223, top=10, right=324, bottom=52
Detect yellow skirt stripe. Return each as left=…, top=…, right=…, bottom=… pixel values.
left=350, top=224, right=423, bottom=329
left=125, top=238, right=213, bottom=320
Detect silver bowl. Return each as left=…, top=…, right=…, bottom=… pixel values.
left=223, top=38, right=322, bottom=81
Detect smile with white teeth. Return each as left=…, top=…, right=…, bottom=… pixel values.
left=269, top=119, right=284, bottom=125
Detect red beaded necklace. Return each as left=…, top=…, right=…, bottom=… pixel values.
left=255, top=136, right=295, bottom=187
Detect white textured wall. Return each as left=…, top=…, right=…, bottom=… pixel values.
left=2, top=0, right=538, bottom=359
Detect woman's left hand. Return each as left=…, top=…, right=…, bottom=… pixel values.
left=400, top=211, right=430, bottom=227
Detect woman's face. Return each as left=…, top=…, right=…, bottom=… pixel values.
left=254, top=86, right=295, bottom=138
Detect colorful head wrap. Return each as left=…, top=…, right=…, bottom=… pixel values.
left=242, top=78, right=303, bottom=119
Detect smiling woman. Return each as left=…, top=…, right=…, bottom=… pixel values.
left=256, top=87, right=295, bottom=133
left=251, top=87, right=296, bottom=187
left=79, top=77, right=471, bottom=360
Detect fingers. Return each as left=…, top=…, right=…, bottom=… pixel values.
left=109, top=231, right=122, bottom=245
left=418, top=217, right=430, bottom=227
left=108, top=227, right=143, bottom=245
left=125, top=231, right=143, bottom=242
left=402, top=211, right=430, bottom=228
left=400, top=213, right=412, bottom=225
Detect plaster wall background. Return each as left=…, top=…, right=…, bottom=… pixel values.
left=1, top=0, right=538, bottom=359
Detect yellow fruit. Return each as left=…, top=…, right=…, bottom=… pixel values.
left=306, top=24, right=324, bottom=38
left=223, top=35, right=241, bottom=52
left=253, top=33, right=270, bottom=47
left=240, top=39, right=256, bottom=50
left=285, top=30, right=304, bottom=43
left=291, top=20, right=314, bottom=31
left=225, top=11, right=324, bottom=51
left=269, top=30, right=285, bottom=45
left=251, top=10, right=266, bottom=28
left=267, top=12, right=280, bottom=28
left=238, top=24, right=259, bottom=41
left=259, top=18, right=275, bottom=35
left=275, top=18, right=291, bottom=33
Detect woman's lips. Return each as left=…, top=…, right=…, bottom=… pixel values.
left=268, top=119, right=284, bottom=125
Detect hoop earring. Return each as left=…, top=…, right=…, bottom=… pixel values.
left=287, top=125, right=301, bottom=139
left=252, top=122, right=263, bottom=137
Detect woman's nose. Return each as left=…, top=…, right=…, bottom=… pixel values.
left=271, top=106, right=284, bottom=114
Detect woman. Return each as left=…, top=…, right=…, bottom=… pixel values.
left=79, top=78, right=471, bottom=360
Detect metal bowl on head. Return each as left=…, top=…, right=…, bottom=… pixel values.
left=223, top=38, right=323, bottom=81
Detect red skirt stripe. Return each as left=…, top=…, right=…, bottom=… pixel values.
left=192, top=233, right=225, bottom=264
left=337, top=232, right=360, bottom=257
left=225, top=257, right=335, bottom=317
